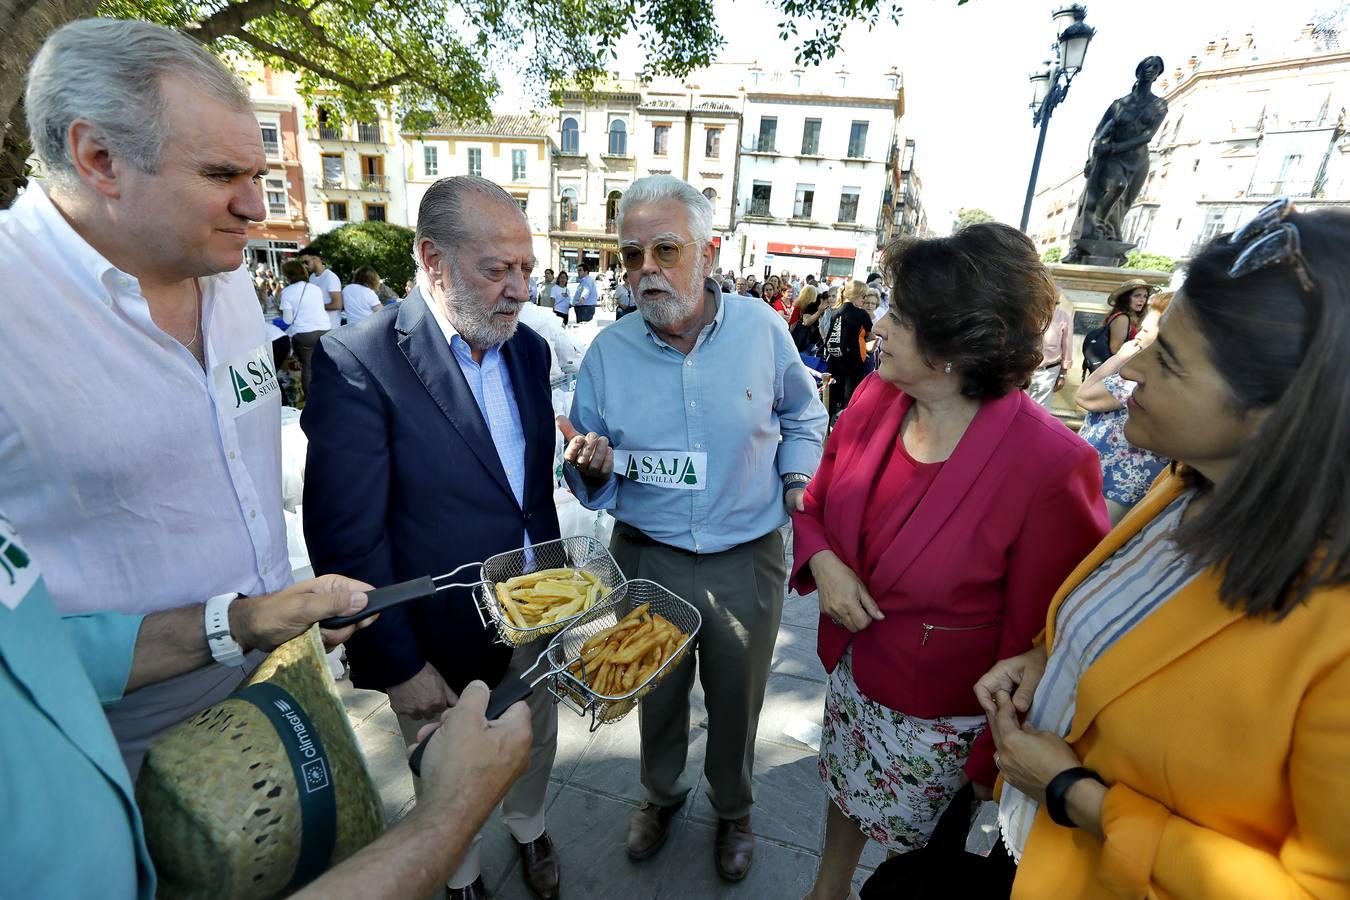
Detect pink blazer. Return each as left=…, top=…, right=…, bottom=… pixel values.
left=791, top=375, right=1109, bottom=784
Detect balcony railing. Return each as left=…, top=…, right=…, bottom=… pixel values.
left=747, top=200, right=772, bottom=217
left=605, top=219, right=617, bottom=234
left=356, top=123, right=382, bottom=143
left=320, top=174, right=347, bottom=190
left=556, top=217, right=579, bottom=232
left=267, top=201, right=288, bottom=218
left=318, top=125, right=342, bottom=140
left=1247, top=178, right=1315, bottom=199
left=358, top=173, right=389, bottom=191
left=262, top=138, right=282, bottom=158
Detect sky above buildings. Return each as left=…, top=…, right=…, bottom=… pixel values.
left=494, top=0, right=1334, bottom=233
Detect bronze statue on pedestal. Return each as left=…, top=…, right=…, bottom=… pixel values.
left=1065, top=56, right=1168, bottom=264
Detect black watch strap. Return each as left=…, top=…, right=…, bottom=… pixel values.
left=1045, top=766, right=1106, bottom=828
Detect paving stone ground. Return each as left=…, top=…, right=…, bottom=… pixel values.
left=339, top=533, right=887, bottom=899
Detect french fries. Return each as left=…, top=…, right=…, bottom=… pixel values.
left=567, top=606, right=686, bottom=697
left=495, top=567, right=608, bottom=629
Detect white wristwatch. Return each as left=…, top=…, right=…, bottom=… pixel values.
left=205, top=592, right=247, bottom=667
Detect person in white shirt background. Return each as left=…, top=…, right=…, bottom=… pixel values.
left=0, top=18, right=297, bottom=775
left=279, top=257, right=331, bottom=396
left=517, top=299, right=581, bottom=384
left=300, top=247, right=344, bottom=328
left=572, top=263, right=599, bottom=322
left=551, top=270, right=572, bottom=324
left=343, top=265, right=386, bottom=324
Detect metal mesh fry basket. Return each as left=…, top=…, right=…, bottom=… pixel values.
left=473, top=536, right=626, bottom=647
left=543, top=579, right=702, bottom=730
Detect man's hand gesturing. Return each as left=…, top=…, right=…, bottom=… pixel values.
left=557, top=416, right=614, bottom=484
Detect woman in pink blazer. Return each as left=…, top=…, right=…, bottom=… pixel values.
left=793, top=224, right=1110, bottom=900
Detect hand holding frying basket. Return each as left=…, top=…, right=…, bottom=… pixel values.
left=321, top=536, right=701, bottom=774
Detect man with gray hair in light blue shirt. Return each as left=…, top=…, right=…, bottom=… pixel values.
left=558, top=174, right=827, bottom=882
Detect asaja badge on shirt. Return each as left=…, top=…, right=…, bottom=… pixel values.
left=614, top=450, right=707, bottom=491
left=213, top=344, right=280, bottom=418
left=0, top=516, right=39, bottom=611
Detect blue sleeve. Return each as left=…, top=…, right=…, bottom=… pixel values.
left=563, top=344, right=619, bottom=510
left=301, top=336, right=425, bottom=689
left=773, top=325, right=828, bottom=477
left=62, top=611, right=145, bottom=707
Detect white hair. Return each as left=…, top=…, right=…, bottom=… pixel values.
left=26, top=18, right=251, bottom=185
left=616, top=175, right=713, bottom=243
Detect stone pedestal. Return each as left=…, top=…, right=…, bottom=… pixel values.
left=1070, top=238, right=1137, bottom=267
left=1040, top=262, right=1171, bottom=424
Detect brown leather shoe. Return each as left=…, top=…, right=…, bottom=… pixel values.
left=626, top=800, right=684, bottom=860
left=447, top=876, right=486, bottom=900
left=715, top=815, right=754, bottom=882
left=518, top=832, right=561, bottom=899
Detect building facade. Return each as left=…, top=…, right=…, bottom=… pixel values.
left=549, top=84, right=641, bottom=276
left=633, top=78, right=742, bottom=269
left=402, top=114, right=554, bottom=271
left=1031, top=26, right=1350, bottom=261
left=300, top=99, right=409, bottom=235
left=238, top=63, right=311, bottom=273
left=730, top=64, right=905, bottom=282
left=879, top=136, right=930, bottom=249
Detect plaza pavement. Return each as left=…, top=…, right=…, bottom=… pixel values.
left=338, top=535, right=890, bottom=899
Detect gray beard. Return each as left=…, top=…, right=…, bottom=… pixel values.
left=635, top=263, right=705, bottom=329
left=441, top=262, right=520, bottom=348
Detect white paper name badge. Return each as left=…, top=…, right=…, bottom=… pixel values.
left=0, top=517, right=39, bottom=611
left=615, top=450, right=707, bottom=491
left=212, top=344, right=281, bottom=418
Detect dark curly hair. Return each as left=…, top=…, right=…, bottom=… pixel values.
left=882, top=223, right=1056, bottom=399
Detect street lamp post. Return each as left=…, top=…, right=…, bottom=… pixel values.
left=1018, top=4, right=1096, bottom=233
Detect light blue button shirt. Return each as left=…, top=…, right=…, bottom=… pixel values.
left=448, top=336, right=527, bottom=502
left=565, top=278, right=827, bottom=553
left=0, top=521, right=153, bottom=899
left=574, top=275, right=599, bottom=307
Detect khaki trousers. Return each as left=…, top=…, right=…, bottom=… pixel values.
left=396, top=638, right=558, bottom=889
left=610, top=522, right=786, bottom=820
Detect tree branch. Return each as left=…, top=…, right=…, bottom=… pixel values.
left=182, top=0, right=288, bottom=43
left=229, top=28, right=414, bottom=92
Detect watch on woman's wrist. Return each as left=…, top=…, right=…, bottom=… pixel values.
left=1044, top=766, right=1106, bottom=828
left=781, top=472, right=810, bottom=494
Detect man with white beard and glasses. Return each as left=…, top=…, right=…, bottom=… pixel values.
left=301, top=176, right=564, bottom=900
left=558, top=175, right=827, bottom=881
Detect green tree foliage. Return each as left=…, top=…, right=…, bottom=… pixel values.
left=955, top=207, right=996, bottom=231
left=305, top=220, right=414, bottom=292
left=1041, top=246, right=1063, bottom=263
left=3, top=0, right=952, bottom=206
left=1125, top=250, right=1177, bottom=273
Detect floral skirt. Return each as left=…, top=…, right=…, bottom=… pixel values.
left=818, top=650, right=985, bottom=852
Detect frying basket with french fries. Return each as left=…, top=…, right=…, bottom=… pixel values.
left=543, top=579, right=701, bottom=730
left=472, top=536, right=625, bottom=646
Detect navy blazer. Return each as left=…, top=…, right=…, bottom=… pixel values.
left=301, top=290, right=562, bottom=692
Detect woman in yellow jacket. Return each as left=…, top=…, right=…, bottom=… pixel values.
left=976, top=199, right=1350, bottom=899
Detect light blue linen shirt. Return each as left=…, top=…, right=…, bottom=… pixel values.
left=0, top=519, right=154, bottom=899
left=574, top=274, right=600, bottom=307
left=565, top=278, right=827, bottom=553
left=423, top=298, right=529, bottom=544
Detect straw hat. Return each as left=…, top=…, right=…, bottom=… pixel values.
left=137, top=627, right=383, bottom=899
left=1106, top=278, right=1158, bottom=308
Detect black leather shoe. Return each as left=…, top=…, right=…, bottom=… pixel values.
left=447, top=875, right=487, bottom=900
left=518, top=832, right=561, bottom=899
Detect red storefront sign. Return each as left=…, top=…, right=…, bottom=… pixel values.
left=766, top=241, right=856, bottom=259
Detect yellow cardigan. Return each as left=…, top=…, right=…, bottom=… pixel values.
left=1011, top=471, right=1350, bottom=899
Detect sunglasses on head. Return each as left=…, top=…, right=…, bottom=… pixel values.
left=619, top=239, right=699, bottom=272
left=1226, top=197, right=1318, bottom=294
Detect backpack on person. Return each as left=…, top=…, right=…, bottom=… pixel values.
left=1081, top=311, right=1125, bottom=377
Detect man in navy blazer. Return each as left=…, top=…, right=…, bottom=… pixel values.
left=302, top=176, right=563, bottom=900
